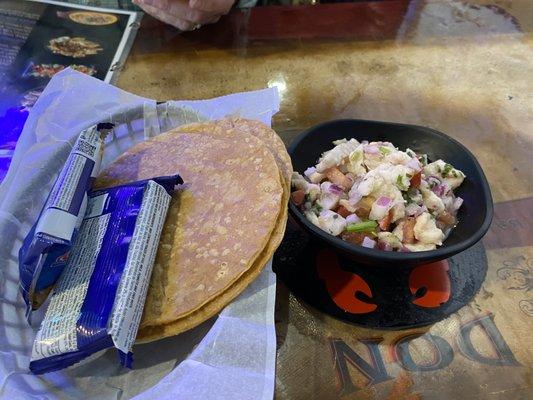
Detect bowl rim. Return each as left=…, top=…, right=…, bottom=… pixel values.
left=288, top=118, right=494, bottom=265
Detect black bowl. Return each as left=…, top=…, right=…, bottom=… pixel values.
left=288, top=119, right=493, bottom=268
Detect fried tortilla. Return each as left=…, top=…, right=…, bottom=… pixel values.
left=96, top=128, right=283, bottom=333
left=135, top=119, right=291, bottom=341
left=173, top=118, right=292, bottom=248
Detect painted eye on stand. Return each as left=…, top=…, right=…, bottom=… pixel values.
left=409, top=261, right=451, bottom=308
left=316, top=248, right=377, bottom=314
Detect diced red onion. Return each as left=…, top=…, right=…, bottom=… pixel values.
left=348, top=191, right=362, bottom=206
left=376, top=196, right=392, bottom=207
left=304, top=166, right=317, bottom=178
left=328, top=184, right=344, bottom=196
left=320, top=181, right=332, bottom=193
left=399, top=246, right=411, bottom=252
left=407, top=158, right=421, bottom=170
left=345, top=214, right=360, bottom=225
left=306, top=183, right=320, bottom=196
left=362, top=237, right=377, bottom=249
left=432, top=183, right=451, bottom=197
left=319, top=194, right=339, bottom=211
left=428, top=176, right=441, bottom=186
left=378, top=241, right=393, bottom=251
left=432, top=184, right=445, bottom=197
left=364, top=145, right=379, bottom=154
left=370, top=196, right=393, bottom=220
left=453, top=197, right=464, bottom=210
left=320, top=209, right=336, bottom=218
left=405, top=203, right=421, bottom=216
left=348, top=177, right=363, bottom=199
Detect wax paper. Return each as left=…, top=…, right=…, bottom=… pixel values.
left=0, top=69, right=279, bottom=399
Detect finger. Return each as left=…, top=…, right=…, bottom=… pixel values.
left=189, top=0, right=234, bottom=14
left=174, top=17, right=196, bottom=31
left=207, top=14, right=221, bottom=24
left=181, top=7, right=217, bottom=24
left=134, top=1, right=195, bottom=30
left=140, top=0, right=171, bottom=7
left=138, top=0, right=217, bottom=24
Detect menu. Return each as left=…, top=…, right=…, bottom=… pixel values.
left=0, top=0, right=140, bottom=183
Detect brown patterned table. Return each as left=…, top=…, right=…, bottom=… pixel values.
left=117, top=1, right=532, bottom=398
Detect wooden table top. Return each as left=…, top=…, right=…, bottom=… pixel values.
left=117, top=1, right=532, bottom=398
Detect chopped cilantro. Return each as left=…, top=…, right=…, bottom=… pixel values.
left=311, top=203, right=323, bottom=214
left=419, top=154, right=428, bottom=166
left=442, top=163, right=453, bottom=176
left=406, top=149, right=416, bottom=158
left=452, top=170, right=458, bottom=178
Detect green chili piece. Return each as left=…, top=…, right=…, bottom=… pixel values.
left=346, top=220, right=378, bottom=233
left=379, top=146, right=392, bottom=155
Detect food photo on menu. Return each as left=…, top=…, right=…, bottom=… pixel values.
left=0, top=0, right=531, bottom=399
left=0, top=0, right=138, bottom=182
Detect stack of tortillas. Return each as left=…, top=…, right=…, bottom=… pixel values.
left=95, top=118, right=291, bottom=343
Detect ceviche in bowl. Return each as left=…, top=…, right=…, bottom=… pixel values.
left=291, top=139, right=465, bottom=252
left=288, top=119, right=493, bottom=267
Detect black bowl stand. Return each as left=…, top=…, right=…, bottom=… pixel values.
left=274, top=219, right=488, bottom=329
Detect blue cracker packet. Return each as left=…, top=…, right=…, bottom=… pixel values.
left=19, top=124, right=111, bottom=317
left=29, top=174, right=183, bottom=375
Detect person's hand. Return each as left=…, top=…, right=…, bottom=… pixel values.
left=132, top=0, right=235, bottom=31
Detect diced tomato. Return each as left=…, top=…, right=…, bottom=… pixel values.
left=341, top=231, right=373, bottom=246
left=378, top=210, right=393, bottom=231
left=403, top=217, right=416, bottom=244
left=437, top=211, right=456, bottom=228
left=436, top=221, right=446, bottom=231
left=325, top=167, right=352, bottom=189
left=354, top=196, right=374, bottom=219
left=355, top=207, right=370, bottom=219
left=291, top=190, right=306, bottom=206
left=335, top=205, right=351, bottom=218
left=410, top=171, right=422, bottom=188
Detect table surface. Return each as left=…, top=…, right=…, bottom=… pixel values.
left=117, top=1, right=532, bottom=399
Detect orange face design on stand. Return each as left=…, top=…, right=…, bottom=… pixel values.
left=316, top=248, right=377, bottom=313
left=316, top=249, right=451, bottom=314
left=409, top=261, right=451, bottom=308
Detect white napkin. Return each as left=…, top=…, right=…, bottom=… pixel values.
left=0, top=69, right=279, bottom=400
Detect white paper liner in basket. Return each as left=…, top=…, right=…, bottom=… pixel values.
left=0, top=69, right=279, bottom=399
